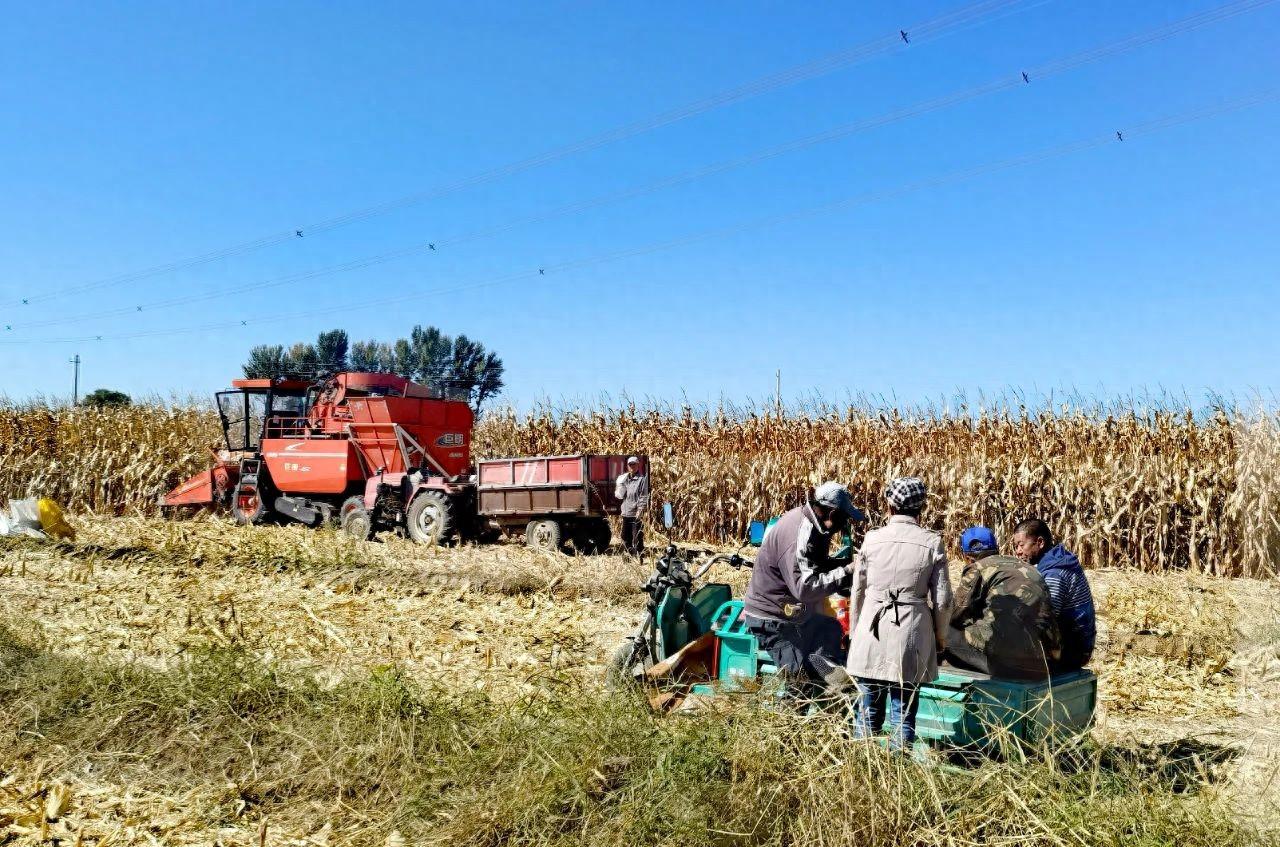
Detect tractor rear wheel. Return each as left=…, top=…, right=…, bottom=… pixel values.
left=525, top=519, right=563, bottom=552
left=339, top=496, right=372, bottom=541
left=231, top=483, right=267, bottom=525
left=407, top=491, right=454, bottom=546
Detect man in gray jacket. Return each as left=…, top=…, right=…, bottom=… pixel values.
left=742, top=482, right=866, bottom=691
left=615, top=456, right=650, bottom=555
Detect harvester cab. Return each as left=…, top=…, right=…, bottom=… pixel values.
left=216, top=379, right=311, bottom=452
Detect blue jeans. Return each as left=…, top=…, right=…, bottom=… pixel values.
left=854, top=678, right=920, bottom=750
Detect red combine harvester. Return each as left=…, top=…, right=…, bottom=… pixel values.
left=164, top=372, right=640, bottom=550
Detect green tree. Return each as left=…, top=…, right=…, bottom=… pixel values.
left=348, top=340, right=385, bottom=372
left=242, top=344, right=288, bottom=379
left=241, top=325, right=504, bottom=411
left=286, top=342, right=321, bottom=376
left=314, top=329, right=349, bottom=376
left=81, top=388, right=131, bottom=407
left=241, top=330, right=348, bottom=379
left=446, top=333, right=505, bottom=412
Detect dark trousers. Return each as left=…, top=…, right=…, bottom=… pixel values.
left=745, top=614, right=845, bottom=691
left=945, top=625, right=1052, bottom=681
left=944, top=625, right=991, bottom=675
left=854, top=678, right=920, bottom=750
left=621, top=516, right=644, bottom=555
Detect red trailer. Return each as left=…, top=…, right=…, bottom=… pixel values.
left=477, top=454, right=646, bottom=551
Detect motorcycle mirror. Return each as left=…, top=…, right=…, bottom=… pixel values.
left=662, top=502, right=674, bottom=529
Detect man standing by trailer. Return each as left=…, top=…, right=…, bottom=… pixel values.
left=615, top=456, right=650, bottom=556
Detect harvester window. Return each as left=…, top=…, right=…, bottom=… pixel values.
left=216, top=390, right=269, bottom=452
left=270, top=394, right=306, bottom=417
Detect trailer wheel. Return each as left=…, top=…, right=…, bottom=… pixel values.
left=231, top=483, right=267, bottom=525
left=407, top=491, right=454, bottom=546
left=339, top=496, right=372, bottom=541
left=525, top=519, right=563, bottom=552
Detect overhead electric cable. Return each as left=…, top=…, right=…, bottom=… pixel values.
left=1, top=0, right=1045, bottom=309
left=8, top=0, right=1273, bottom=332
left=7, top=86, right=1275, bottom=346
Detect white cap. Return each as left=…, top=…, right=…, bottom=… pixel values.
left=813, top=481, right=866, bottom=521
left=627, top=455, right=640, bottom=464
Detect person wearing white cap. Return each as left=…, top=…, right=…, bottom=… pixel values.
left=615, top=456, right=650, bottom=555
left=846, top=476, right=953, bottom=750
left=741, top=481, right=867, bottom=693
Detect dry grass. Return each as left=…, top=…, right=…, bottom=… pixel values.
left=1, top=630, right=1275, bottom=847
left=1093, top=570, right=1241, bottom=722
left=0, top=516, right=652, bottom=700
left=1, top=517, right=1278, bottom=845
left=4, top=397, right=1279, bottom=576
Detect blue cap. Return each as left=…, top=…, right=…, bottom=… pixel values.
left=960, top=526, right=998, bottom=554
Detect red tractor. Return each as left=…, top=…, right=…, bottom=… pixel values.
left=165, top=371, right=642, bottom=551
left=164, top=372, right=476, bottom=545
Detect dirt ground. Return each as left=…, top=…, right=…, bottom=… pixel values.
left=2, top=515, right=1279, bottom=843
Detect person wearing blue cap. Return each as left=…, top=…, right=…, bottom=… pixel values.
left=944, top=525, right=1061, bottom=680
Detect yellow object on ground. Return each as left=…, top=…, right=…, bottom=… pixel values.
left=37, top=498, right=75, bottom=540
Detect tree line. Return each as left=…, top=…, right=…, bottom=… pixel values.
left=242, top=326, right=504, bottom=411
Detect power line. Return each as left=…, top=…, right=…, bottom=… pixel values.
left=8, top=0, right=1273, bottom=333
left=0, top=0, right=1045, bottom=310
left=7, top=86, right=1275, bottom=347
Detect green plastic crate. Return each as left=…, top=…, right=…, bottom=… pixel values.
left=916, top=667, right=1097, bottom=749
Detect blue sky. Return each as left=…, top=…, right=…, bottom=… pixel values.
left=1, top=1, right=1277, bottom=410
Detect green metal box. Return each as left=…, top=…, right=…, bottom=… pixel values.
left=916, top=667, right=1097, bottom=748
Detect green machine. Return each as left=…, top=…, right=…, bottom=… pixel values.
left=611, top=545, right=1097, bottom=752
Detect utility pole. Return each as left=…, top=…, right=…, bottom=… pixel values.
left=775, top=369, right=782, bottom=416
left=69, top=354, right=80, bottom=405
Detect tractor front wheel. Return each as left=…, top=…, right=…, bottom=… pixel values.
left=525, top=519, right=563, bottom=552
left=339, top=496, right=372, bottom=541
left=407, top=491, right=454, bottom=546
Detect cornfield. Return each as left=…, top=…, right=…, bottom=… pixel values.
left=3, top=398, right=1278, bottom=577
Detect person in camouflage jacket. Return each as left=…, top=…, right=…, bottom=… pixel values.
left=945, top=526, right=1061, bottom=681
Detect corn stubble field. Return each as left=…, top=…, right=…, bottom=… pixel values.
left=3, top=400, right=1280, bottom=846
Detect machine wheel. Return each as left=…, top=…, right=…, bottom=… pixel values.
left=407, top=491, right=454, bottom=546
left=525, top=519, right=563, bottom=552
left=604, top=640, right=646, bottom=688
left=231, top=483, right=267, bottom=525
left=339, top=496, right=372, bottom=541
left=572, top=518, right=612, bottom=554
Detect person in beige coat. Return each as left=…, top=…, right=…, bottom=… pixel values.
left=846, top=477, right=952, bottom=749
